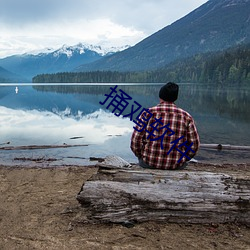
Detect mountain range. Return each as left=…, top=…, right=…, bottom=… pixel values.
left=0, top=66, right=23, bottom=83
left=0, top=0, right=249, bottom=82
left=75, top=0, right=250, bottom=72
left=0, top=44, right=129, bottom=82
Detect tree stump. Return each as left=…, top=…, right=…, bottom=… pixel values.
left=76, top=165, right=250, bottom=225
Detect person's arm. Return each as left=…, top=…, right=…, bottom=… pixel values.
left=186, top=118, right=200, bottom=158
left=130, top=109, right=151, bottom=158
left=130, top=128, right=144, bottom=158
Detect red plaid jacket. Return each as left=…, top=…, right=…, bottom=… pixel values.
left=130, top=101, right=200, bottom=169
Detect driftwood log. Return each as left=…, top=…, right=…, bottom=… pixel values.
left=77, top=164, right=250, bottom=225
left=0, top=144, right=88, bottom=151
left=200, top=143, right=250, bottom=151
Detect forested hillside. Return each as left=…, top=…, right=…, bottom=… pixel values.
left=151, top=43, right=250, bottom=84
left=33, top=43, right=250, bottom=85
left=75, top=0, right=250, bottom=72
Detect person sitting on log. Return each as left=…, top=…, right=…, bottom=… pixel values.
left=130, top=82, right=200, bottom=170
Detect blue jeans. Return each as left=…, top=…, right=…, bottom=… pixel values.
left=138, top=158, right=188, bottom=170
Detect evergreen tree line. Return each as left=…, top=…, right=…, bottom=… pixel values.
left=32, top=43, right=250, bottom=85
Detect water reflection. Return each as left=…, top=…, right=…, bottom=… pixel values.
left=0, top=107, right=131, bottom=145
left=177, top=84, right=250, bottom=123
left=33, top=83, right=250, bottom=122
left=0, top=83, right=250, bottom=166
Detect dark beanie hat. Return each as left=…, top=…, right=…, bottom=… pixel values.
left=159, top=82, right=179, bottom=102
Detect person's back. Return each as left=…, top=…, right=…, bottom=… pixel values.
left=130, top=82, right=200, bottom=170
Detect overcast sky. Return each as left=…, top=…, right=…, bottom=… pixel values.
left=0, top=0, right=208, bottom=58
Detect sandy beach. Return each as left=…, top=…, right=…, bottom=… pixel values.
left=0, top=163, right=250, bottom=250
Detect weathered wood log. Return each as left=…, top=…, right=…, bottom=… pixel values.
left=77, top=166, right=250, bottom=225
left=200, top=143, right=250, bottom=151
left=14, top=157, right=57, bottom=162
left=0, top=144, right=88, bottom=150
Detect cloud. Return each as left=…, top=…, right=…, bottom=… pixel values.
left=0, top=0, right=71, bottom=25
left=0, top=17, right=145, bottom=57
left=0, top=0, right=207, bottom=31
left=0, top=0, right=208, bottom=57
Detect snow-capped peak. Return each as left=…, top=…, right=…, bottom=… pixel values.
left=25, top=47, right=55, bottom=56
left=51, top=43, right=130, bottom=58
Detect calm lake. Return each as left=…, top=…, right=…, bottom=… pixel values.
left=0, top=83, right=250, bottom=167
